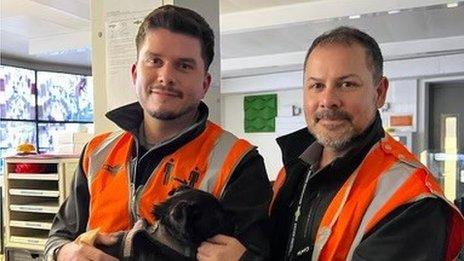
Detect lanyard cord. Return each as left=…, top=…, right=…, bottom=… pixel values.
left=286, top=169, right=313, bottom=258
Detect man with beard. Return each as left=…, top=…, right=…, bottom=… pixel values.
left=270, top=27, right=464, bottom=260
left=45, top=5, right=271, bottom=261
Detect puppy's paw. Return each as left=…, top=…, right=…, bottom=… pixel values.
left=75, top=228, right=101, bottom=246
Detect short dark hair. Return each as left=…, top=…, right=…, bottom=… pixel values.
left=304, top=26, right=383, bottom=84
left=135, top=5, right=215, bottom=71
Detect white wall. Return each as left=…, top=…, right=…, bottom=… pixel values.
left=91, top=0, right=221, bottom=133
left=222, top=53, right=464, bottom=179
left=382, top=79, right=418, bottom=131
left=223, top=89, right=303, bottom=180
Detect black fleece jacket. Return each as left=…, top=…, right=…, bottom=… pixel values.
left=45, top=102, right=272, bottom=261
left=270, top=113, right=449, bottom=261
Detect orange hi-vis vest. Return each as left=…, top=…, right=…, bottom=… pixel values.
left=273, top=133, right=464, bottom=261
left=82, top=121, right=254, bottom=233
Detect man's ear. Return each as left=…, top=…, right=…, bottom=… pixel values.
left=202, top=73, right=211, bottom=98
left=375, top=76, right=389, bottom=108
left=131, top=63, right=137, bottom=87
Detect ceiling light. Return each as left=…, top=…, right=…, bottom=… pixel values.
left=388, top=10, right=400, bottom=14
left=348, top=14, right=361, bottom=19
left=447, top=2, right=458, bottom=8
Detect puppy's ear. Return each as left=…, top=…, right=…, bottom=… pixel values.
left=168, top=202, right=198, bottom=245
left=152, top=201, right=168, bottom=221
left=183, top=206, right=205, bottom=245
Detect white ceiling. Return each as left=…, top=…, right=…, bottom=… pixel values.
left=0, top=0, right=91, bottom=66
left=1, top=0, right=464, bottom=77
left=222, top=5, right=464, bottom=58
left=220, top=0, right=315, bottom=13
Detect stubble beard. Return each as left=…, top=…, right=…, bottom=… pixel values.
left=307, top=109, right=357, bottom=151
left=144, top=84, right=197, bottom=121
left=149, top=102, right=197, bottom=121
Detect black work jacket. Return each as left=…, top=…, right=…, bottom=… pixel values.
left=270, top=113, right=449, bottom=261
left=45, top=102, right=272, bottom=261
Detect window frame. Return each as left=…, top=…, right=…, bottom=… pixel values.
left=0, top=62, right=93, bottom=156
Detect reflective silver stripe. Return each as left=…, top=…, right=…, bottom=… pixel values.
left=85, top=131, right=125, bottom=231
left=87, top=131, right=125, bottom=185
left=311, top=143, right=381, bottom=261
left=312, top=167, right=361, bottom=261
left=198, top=130, right=247, bottom=197
left=217, top=143, right=254, bottom=198
left=398, top=156, right=425, bottom=169
left=312, top=227, right=331, bottom=261
left=346, top=161, right=432, bottom=260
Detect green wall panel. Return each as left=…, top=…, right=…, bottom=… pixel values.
left=244, top=94, right=277, bottom=132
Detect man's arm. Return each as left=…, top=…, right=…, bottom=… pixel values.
left=198, top=149, right=272, bottom=261
left=44, top=150, right=90, bottom=258
left=353, top=198, right=449, bottom=261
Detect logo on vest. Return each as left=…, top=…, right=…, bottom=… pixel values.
left=102, top=163, right=122, bottom=175
left=162, top=161, right=200, bottom=188
left=172, top=170, right=199, bottom=187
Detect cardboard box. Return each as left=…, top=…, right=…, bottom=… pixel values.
left=55, top=143, right=86, bottom=155
left=55, top=132, right=93, bottom=145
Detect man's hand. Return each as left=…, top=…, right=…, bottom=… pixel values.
left=197, top=235, right=246, bottom=261
left=57, top=233, right=119, bottom=261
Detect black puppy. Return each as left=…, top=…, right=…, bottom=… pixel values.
left=98, top=186, right=235, bottom=260
left=153, top=186, right=236, bottom=247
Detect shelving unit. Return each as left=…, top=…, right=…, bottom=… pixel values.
left=2, top=155, right=78, bottom=260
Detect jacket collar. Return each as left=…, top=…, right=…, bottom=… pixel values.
left=105, top=102, right=210, bottom=157
left=299, top=111, right=385, bottom=173
left=276, top=127, right=315, bottom=167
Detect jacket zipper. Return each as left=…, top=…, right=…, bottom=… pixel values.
left=304, top=190, right=322, bottom=239
left=129, top=158, right=138, bottom=225
left=286, top=170, right=312, bottom=259
left=292, top=186, right=321, bottom=258
left=131, top=157, right=170, bottom=221
left=129, top=132, right=141, bottom=226
left=133, top=185, right=143, bottom=220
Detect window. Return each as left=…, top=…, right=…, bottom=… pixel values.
left=0, top=65, right=93, bottom=173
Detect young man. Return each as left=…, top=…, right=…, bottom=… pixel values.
left=270, top=27, right=464, bottom=260
left=45, top=5, right=271, bottom=261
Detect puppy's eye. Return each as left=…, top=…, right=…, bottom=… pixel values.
left=173, top=208, right=183, bottom=221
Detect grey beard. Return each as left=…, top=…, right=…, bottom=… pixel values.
left=314, top=132, right=354, bottom=151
